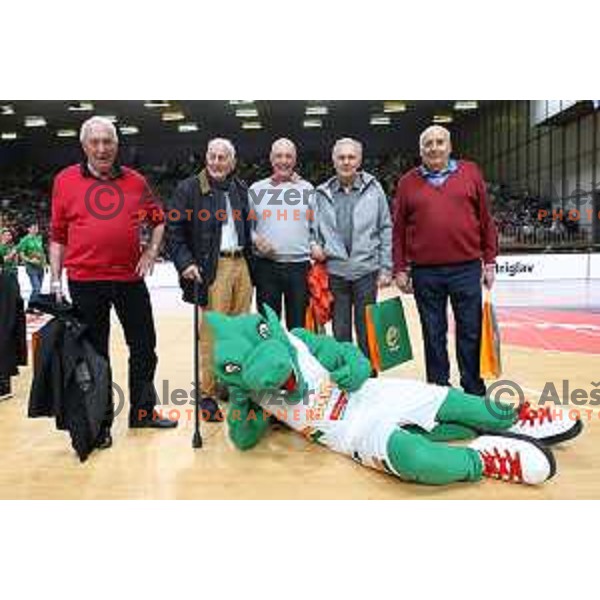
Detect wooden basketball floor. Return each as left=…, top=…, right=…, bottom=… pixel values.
left=1, top=286, right=598, bottom=499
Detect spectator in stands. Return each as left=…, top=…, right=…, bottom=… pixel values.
left=312, top=137, right=392, bottom=358
left=168, top=138, right=253, bottom=418
left=49, top=116, right=176, bottom=451
left=0, top=260, right=26, bottom=402
left=17, top=221, right=46, bottom=309
left=0, top=229, right=19, bottom=278
left=393, top=125, right=497, bottom=396
left=249, top=138, right=317, bottom=329
left=550, top=219, right=565, bottom=238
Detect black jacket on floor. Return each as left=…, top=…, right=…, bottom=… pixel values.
left=28, top=296, right=110, bottom=462
left=0, top=269, right=27, bottom=377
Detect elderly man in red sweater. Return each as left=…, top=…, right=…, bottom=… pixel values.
left=393, top=125, right=497, bottom=396
left=49, top=116, right=177, bottom=451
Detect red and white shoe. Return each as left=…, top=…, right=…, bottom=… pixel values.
left=470, top=434, right=556, bottom=485
left=509, top=402, right=583, bottom=445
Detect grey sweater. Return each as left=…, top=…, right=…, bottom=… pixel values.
left=248, top=177, right=316, bottom=262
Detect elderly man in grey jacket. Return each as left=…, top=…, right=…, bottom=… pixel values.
left=312, top=138, right=392, bottom=358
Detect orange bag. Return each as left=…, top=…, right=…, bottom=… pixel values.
left=304, top=263, right=333, bottom=332
left=480, top=291, right=502, bottom=380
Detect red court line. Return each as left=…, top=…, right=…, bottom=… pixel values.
left=495, top=308, right=600, bottom=354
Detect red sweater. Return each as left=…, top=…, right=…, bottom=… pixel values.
left=392, top=160, right=498, bottom=272
left=51, top=164, right=164, bottom=281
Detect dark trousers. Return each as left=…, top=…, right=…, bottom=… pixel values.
left=329, top=271, right=377, bottom=358
left=26, top=265, right=44, bottom=305
left=0, top=373, right=10, bottom=397
left=412, top=261, right=486, bottom=396
left=254, top=257, right=310, bottom=330
left=68, top=279, right=158, bottom=428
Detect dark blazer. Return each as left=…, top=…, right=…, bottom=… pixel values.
left=167, top=169, right=253, bottom=306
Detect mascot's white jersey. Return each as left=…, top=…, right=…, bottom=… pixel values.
left=254, top=333, right=450, bottom=468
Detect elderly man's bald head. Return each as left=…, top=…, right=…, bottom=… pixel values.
left=419, top=125, right=451, bottom=150
left=419, top=125, right=452, bottom=172
left=332, top=137, right=363, bottom=184
left=80, top=115, right=119, bottom=177
left=271, top=137, right=297, bottom=157
left=206, top=137, right=236, bottom=181
left=270, top=137, right=297, bottom=181
left=207, top=137, right=236, bottom=160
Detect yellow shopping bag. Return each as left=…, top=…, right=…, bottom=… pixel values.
left=480, top=290, right=502, bottom=379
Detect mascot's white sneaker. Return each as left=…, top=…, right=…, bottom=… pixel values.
left=509, top=402, right=583, bottom=445
left=470, top=434, right=556, bottom=485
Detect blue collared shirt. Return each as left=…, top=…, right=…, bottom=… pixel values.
left=419, top=158, right=458, bottom=187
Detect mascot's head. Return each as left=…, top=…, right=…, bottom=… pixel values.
left=205, top=305, right=306, bottom=399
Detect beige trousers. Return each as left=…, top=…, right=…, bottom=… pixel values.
left=198, top=257, right=253, bottom=397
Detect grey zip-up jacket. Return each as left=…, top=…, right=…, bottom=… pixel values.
left=314, top=171, right=392, bottom=281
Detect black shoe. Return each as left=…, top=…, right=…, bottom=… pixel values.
left=215, top=384, right=230, bottom=402
left=200, top=396, right=223, bottom=423
left=129, top=414, right=179, bottom=429
left=96, top=429, right=113, bottom=450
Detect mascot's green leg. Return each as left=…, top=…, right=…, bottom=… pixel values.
left=403, top=423, right=478, bottom=441
left=403, top=387, right=517, bottom=442
left=386, top=428, right=483, bottom=485
left=436, top=389, right=517, bottom=431
left=386, top=389, right=520, bottom=484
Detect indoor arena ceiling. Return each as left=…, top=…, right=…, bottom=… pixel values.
left=0, top=100, right=486, bottom=143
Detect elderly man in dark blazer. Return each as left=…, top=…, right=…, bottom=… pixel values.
left=168, top=138, right=253, bottom=419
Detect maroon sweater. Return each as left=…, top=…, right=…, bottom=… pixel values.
left=392, top=160, right=498, bottom=272
left=51, top=164, right=164, bottom=281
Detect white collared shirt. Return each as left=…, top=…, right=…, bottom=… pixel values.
left=220, top=191, right=241, bottom=251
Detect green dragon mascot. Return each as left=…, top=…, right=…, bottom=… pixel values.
left=205, top=306, right=582, bottom=486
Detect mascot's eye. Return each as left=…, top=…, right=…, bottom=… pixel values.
left=224, top=362, right=242, bottom=375
left=257, top=322, right=270, bottom=339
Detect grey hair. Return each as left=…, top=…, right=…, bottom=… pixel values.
left=80, top=116, right=118, bottom=144
left=271, top=137, right=297, bottom=155
left=332, top=137, right=363, bottom=159
left=207, top=137, right=236, bottom=160
left=419, top=125, right=451, bottom=149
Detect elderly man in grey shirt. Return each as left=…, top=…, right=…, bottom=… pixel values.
left=249, top=138, right=318, bottom=329
left=313, top=138, right=392, bottom=358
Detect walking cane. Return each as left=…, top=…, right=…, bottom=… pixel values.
left=190, top=189, right=203, bottom=449
left=192, top=276, right=203, bottom=449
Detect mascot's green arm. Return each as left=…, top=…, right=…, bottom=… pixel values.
left=227, top=387, right=270, bottom=451
left=290, top=328, right=372, bottom=392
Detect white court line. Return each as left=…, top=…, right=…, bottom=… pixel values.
left=500, top=321, right=600, bottom=337
left=521, top=385, right=544, bottom=398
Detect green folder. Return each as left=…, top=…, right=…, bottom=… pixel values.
left=365, top=297, right=413, bottom=372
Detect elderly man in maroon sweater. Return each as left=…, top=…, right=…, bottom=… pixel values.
left=393, top=125, right=497, bottom=396
left=49, top=116, right=177, bottom=450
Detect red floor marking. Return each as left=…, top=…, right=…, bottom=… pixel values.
left=495, top=308, right=600, bottom=354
